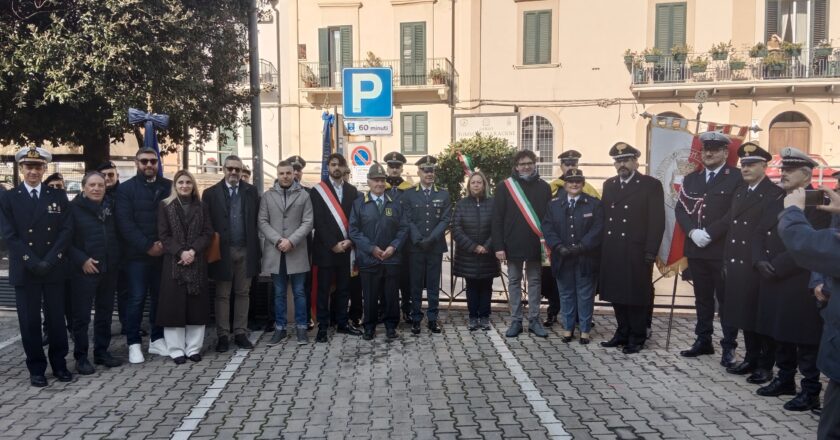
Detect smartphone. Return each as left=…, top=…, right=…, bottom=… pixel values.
left=805, top=189, right=828, bottom=206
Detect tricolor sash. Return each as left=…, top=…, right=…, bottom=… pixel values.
left=504, top=178, right=550, bottom=266
left=313, top=181, right=357, bottom=275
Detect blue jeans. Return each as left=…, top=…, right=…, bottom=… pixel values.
left=557, top=262, right=595, bottom=333
left=272, top=256, right=307, bottom=330
left=124, top=259, right=163, bottom=345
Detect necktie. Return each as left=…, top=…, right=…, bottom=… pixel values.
left=424, top=188, right=431, bottom=199
left=376, top=197, right=384, bottom=213
left=569, top=199, right=576, bottom=210
left=620, top=181, right=626, bottom=190
left=231, top=186, right=237, bottom=198
left=707, top=171, right=716, bottom=184
left=30, top=189, right=38, bottom=200
left=747, top=188, right=753, bottom=195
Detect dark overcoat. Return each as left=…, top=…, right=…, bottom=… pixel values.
left=490, top=175, right=552, bottom=262
left=203, top=180, right=261, bottom=281
left=310, top=180, right=359, bottom=268
left=598, top=173, right=665, bottom=306
left=720, top=177, right=784, bottom=331
left=675, top=165, right=743, bottom=260
left=755, top=190, right=832, bottom=344
left=403, top=184, right=452, bottom=254
left=542, top=193, right=603, bottom=278
left=155, top=199, right=215, bottom=327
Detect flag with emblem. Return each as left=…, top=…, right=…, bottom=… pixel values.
left=457, top=152, right=474, bottom=176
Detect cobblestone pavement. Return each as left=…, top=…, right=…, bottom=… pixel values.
left=0, top=308, right=822, bottom=439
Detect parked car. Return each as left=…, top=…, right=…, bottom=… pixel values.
left=766, top=153, right=837, bottom=189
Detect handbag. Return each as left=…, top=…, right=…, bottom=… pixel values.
left=206, top=232, right=221, bottom=263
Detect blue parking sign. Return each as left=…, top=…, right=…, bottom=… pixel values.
left=342, top=68, right=393, bottom=119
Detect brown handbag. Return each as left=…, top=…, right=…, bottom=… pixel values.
left=206, top=232, right=221, bottom=263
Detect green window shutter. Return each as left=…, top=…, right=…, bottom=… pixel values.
left=415, top=113, right=427, bottom=154
left=340, top=26, right=353, bottom=70
left=243, top=110, right=252, bottom=149
left=765, top=0, right=779, bottom=43
left=812, top=0, right=828, bottom=47
left=318, top=28, right=329, bottom=86
left=671, top=3, right=686, bottom=48
left=401, top=112, right=428, bottom=154
left=655, top=3, right=686, bottom=54
left=537, top=11, right=551, bottom=64
left=401, top=22, right=427, bottom=85
left=523, top=12, right=538, bottom=64
left=402, top=113, right=415, bottom=153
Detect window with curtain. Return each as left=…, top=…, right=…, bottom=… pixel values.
left=520, top=116, right=554, bottom=177
left=765, top=0, right=828, bottom=46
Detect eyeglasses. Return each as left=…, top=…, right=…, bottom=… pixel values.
left=101, top=172, right=116, bottom=178
left=225, top=166, right=242, bottom=173
left=138, top=158, right=158, bottom=165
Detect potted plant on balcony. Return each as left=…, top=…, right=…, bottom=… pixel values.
left=763, top=52, right=786, bottom=76
left=643, top=47, right=662, bottom=63
left=729, top=54, right=747, bottom=71
left=429, top=67, right=447, bottom=85
left=624, top=49, right=636, bottom=65
left=671, top=44, right=690, bottom=63
left=688, top=55, right=708, bottom=73
left=363, top=51, right=383, bottom=67
left=710, top=41, right=732, bottom=61
left=815, top=39, right=833, bottom=57
left=301, top=65, right=320, bottom=88
left=749, top=42, right=768, bottom=58
left=782, top=41, right=803, bottom=57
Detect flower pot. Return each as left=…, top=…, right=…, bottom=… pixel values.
left=785, top=48, right=802, bottom=57
left=624, top=55, right=635, bottom=64
left=690, top=65, right=707, bottom=73
left=729, top=61, right=746, bottom=70
left=749, top=48, right=768, bottom=58
left=815, top=48, right=833, bottom=57
left=644, top=55, right=661, bottom=63
left=711, top=52, right=728, bottom=61
left=672, top=53, right=687, bottom=63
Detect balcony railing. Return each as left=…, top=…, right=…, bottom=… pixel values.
left=630, top=47, right=840, bottom=86
left=238, top=59, right=278, bottom=85
left=298, top=58, right=453, bottom=89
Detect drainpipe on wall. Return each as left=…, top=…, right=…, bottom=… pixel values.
left=272, top=0, right=283, bottom=160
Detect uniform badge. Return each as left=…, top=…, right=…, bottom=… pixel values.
left=22, top=255, right=29, bottom=261
left=48, top=202, right=61, bottom=214
left=385, top=208, right=393, bottom=217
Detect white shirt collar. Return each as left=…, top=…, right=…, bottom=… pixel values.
left=748, top=176, right=765, bottom=191
left=24, top=182, right=41, bottom=195
left=330, top=178, right=343, bottom=188
left=225, top=181, right=238, bottom=191
left=568, top=195, right=580, bottom=204
left=706, top=164, right=724, bottom=177
left=421, top=184, right=433, bottom=191
left=621, top=172, right=636, bottom=184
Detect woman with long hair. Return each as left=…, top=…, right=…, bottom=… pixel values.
left=451, top=171, right=499, bottom=331
left=156, top=170, right=215, bottom=364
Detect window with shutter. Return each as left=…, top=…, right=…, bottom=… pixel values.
left=318, top=25, right=353, bottom=87
left=523, top=10, right=551, bottom=65
left=765, top=0, right=779, bottom=42
left=655, top=3, right=686, bottom=54
left=400, top=22, right=427, bottom=86
left=812, top=0, right=828, bottom=46
left=401, top=112, right=428, bottom=155
left=243, top=110, right=252, bottom=148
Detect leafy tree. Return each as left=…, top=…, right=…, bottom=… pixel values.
left=435, top=134, right=516, bottom=204
left=0, top=0, right=251, bottom=169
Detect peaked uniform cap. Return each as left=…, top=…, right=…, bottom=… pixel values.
left=737, top=142, right=772, bottom=164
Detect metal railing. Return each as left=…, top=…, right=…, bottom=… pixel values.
left=630, top=46, right=840, bottom=86
left=298, top=57, right=453, bottom=89
left=237, top=59, right=278, bottom=85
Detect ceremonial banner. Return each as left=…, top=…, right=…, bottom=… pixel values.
left=649, top=116, right=748, bottom=274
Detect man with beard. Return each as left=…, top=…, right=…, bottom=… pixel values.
left=676, top=131, right=742, bottom=367
left=310, top=153, right=363, bottom=342
left=492, top=150, right=552, bottom=338
left=754, top=147, right=832, bottom=411
left=383, top=151, right=414, bottom=324
left=285, top=155, right=315, bottom=331
left=718, top=143, right=782, bottom=383
left=599, top=142, right=664, bottom=354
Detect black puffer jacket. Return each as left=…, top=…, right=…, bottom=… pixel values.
left=451, top=196, right=499, bottom=280
left=69, top=195, right=121, bottom=274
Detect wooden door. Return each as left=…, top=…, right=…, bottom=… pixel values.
left=768, top=121, right=810, bottom=154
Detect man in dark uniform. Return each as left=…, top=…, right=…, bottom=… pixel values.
left=717, top=142, right=782, bottom=382
left=310, top=153, right=363, bottom=342
left=384, top=151, right=414, bottom=323
left=349, top=162, right=409, bottom=340
left=599, top=142, right=664, bottom=354
left=403, top=155, right=451, bottom=335
left=754, top=147, right=832, bottom=411
left=676, top=131, right=742, bottom=367
left=0, top=147, right=73, bottom=387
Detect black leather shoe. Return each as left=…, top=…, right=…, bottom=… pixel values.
left=386, top=328, right=398, bottom=340
left=216, top=335, right=230, bottom=352
left=234, top=334, right=254, bottom=349
left=188, top=354, right=202, bottom=362
left=784, top=392, right=821, bottom=412
left=30, top=375, right=48, bottom=387
left=173, top=356, right=187, bottom=365
left=720, top=347, right=736, bottom=368
left=94, top=353, right=123, bottom=368
left=76, top=358, right=95, bottom=375
left=757, top=378, right=797, bottom=397
left=307, top=320, right=315, bottom=331
left=726, top=361, right=755, bottom=375
left=622, top=344, right=642, bottom=354
left=746, top=368, right=773, bottom=384
left=53, top=369, right=72, bottom=382
left=428, top=321, right=442, bottom=334
left=680, top=340, right=715, bottom=357
left=336, top=324, right=363, bottom=336
left=351, top=318, right=362, bottom=328
left=411, top=322, right=421, bottom=335
left=579, top=337, right=590, bottom=345
left=543, top=315, right=558, bottom=327
left=561, top=335, right=573, bottom=343
left=363, top=330, right=375, bottom=341
left=600, top=336, right=627, bottom=348
left=315, top=329, right=329, bottom=343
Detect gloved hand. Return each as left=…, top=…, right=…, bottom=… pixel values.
left=755, top=261, right=776, bottom=279
left=31, top=261, right=52, bottom=277
left=689, top=229, right=712, bottom=248
left=644, top=253, right=656, bottom=264
left=567, top=244, right=583, bottom=256
left=556, top=246, right=571, bottom=257
left=418, top=238, right=432, bottom=251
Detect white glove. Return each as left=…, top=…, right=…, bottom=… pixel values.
left=689, top=229, right=712, bottom=248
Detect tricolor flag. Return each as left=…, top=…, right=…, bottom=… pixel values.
left=457, top=152, right=475, bottom=176
left=649, top=115, right=748, bottom=274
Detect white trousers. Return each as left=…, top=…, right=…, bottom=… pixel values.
left=164, top=325, right=205, bottom=358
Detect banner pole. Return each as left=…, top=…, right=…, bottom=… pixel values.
left=665, top=272, right=679, bottom=350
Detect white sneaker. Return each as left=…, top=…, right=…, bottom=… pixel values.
left=128, top=344, right=145, bottom=364
left=148, top=338, right=168, bottom=356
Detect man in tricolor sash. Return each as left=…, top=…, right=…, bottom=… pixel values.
left=310, top=153, right=363, bottom=342
left=675, top=132, right=742, bottom=366
left=383, top=151, right=414, bottom=324
left=492, top=150, right=552, bottom=338
left=404, top=155, right=452, bottom=335
left=599, top=142, right=664, bottom=354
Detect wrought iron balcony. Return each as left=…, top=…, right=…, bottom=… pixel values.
left=238, top=59, right=278, bottom=86
left=629, top=46, right=840, bottom=90
left=298, top=57, right=453, bottom=89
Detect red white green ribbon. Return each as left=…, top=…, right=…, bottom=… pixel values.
left=457, top=152, right=474, bottom=176
left=504, top=178, right=550, bottom=266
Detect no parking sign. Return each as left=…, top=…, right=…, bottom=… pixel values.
left=350, top=142, right=374, bottom=166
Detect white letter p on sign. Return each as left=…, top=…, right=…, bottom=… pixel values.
left=351, top=73, right=383, bottom=113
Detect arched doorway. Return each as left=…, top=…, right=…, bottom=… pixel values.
left=520, top=115, right=554, bottom=177
left=769, top=112, right=811, bottom=154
